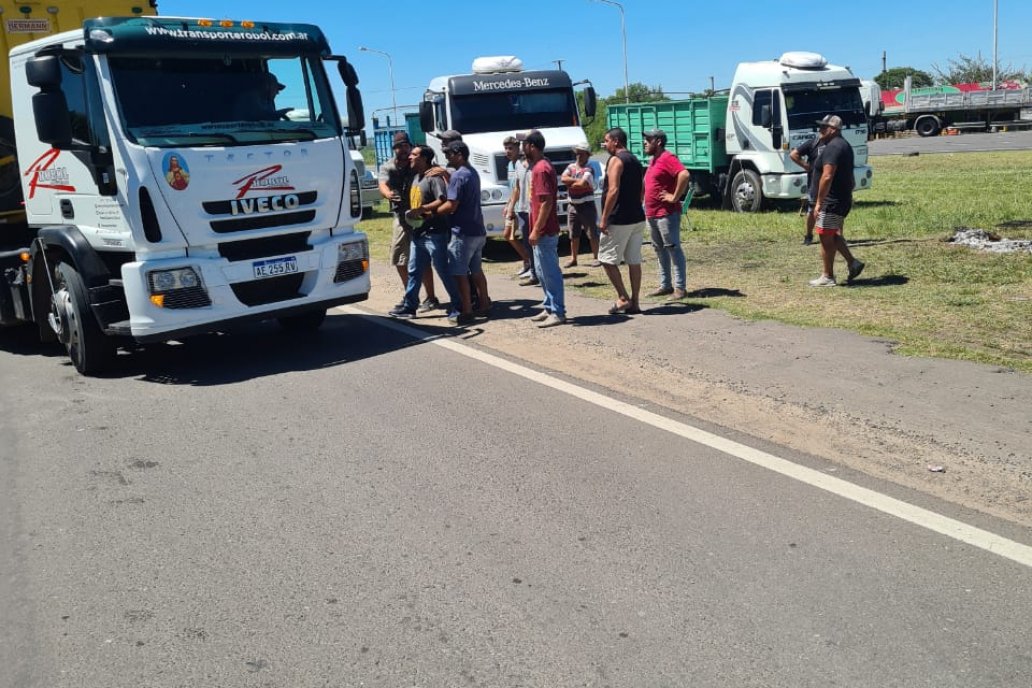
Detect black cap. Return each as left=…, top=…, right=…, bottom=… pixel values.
left=521, top=129, right=546, bottom=150
left=440, top=129, right=463, bottom=144
left=644, top=128, right=667, bottom=145
left=444, top=140, right=469, bottom=158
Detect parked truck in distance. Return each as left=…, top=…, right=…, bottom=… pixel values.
left=607, top=52, right=873, bottom=212
left=0, top=10, right=371, bottom=374
left=418, top=56, right=597, bottom=233
left=873, top=77, right=1032, bottom=137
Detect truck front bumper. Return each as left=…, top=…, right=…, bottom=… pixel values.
left=120, top=232, right=370, bottom=342
left=765, top=165, right=874, bottom=200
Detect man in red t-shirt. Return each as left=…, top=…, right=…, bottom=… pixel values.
left=520, top=129, right=566, bottom=327
left=643, top=129, right=691, bottom=299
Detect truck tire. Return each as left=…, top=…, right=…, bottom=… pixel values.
left=50, top=261, right=116, bottom=375
left=278, top=308, right=327, bottom=332
left=914, top=116, right=941, bottom=138
left=730, top=169, right=763, bottom=213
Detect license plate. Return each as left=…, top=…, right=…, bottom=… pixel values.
left=252, top=256, right=298, bottom=279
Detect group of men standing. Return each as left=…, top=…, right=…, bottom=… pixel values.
left=377, top=114, right=861, bottom=329
left=379, top=130, right=490, bottom=326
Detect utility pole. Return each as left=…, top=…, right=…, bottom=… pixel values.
left=709, top=75, right=714, bottom=92
left=882, top=50, right=887, bottom=74
left=554, top=59, right=564, bottom=72
left=592, top=0, right=629, bottom=102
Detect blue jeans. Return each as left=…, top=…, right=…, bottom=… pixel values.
left=404, top=232, right=457, bottom=311
left=518, top=212, right=535, bottom=272
left=648, top=214, right=686, bottom=290
left=533, top=233, right=565, bottom=318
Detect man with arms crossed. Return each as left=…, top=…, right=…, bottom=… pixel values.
left=561, top=142, right=600, bottom=268
left=643, top=128, right=691, bottom=299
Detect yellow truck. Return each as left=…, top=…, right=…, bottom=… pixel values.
left=0, top=1, right=158, bottom=225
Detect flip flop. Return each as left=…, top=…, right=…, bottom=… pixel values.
left=608, top=301, right=630, bottom=315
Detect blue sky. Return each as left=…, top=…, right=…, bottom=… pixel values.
left=164, top=0, right=1031, bottom=124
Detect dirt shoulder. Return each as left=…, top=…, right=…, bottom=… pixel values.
left=361, top=268, right=1032, bottom=529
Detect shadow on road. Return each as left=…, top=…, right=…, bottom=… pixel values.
left=88, top=312, right=415, bottom=386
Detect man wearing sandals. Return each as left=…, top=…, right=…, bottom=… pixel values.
left=643, top=129, right=691, bottom=300
left=521, top=130, right=566, bottom=328
left=599, top=127, right=646, bottom=315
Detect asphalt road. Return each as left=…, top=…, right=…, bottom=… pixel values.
left=2, top=313, right=1030, bottom=687
left=869, top=129, right=1032, bottom=155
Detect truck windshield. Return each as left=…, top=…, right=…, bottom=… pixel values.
left=449, top=88, right=578, bottom=135
left=108, top=55, right=341, bottom=147
left=784, top=88, right=865, bottom=131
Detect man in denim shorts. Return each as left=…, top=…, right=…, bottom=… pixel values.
left=437, top=141, right=490, bottom=325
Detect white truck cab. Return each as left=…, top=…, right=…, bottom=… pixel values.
left=418, top=56, right=596, bottom=233
left=3, top=15, right=370, bottom=374
left=726, top=52, right=872, bottom=206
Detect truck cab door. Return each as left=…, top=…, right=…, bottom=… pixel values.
left=752, top=88, right=783, bottom=151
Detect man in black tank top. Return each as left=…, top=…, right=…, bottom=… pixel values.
left=599, top=127, right=646, bottom=314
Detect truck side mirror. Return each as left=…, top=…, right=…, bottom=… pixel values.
left=583, top=86, right=597, bottom=118
left=32, top=91, right=73, bottom=148
left=26, top=55, right=62, bottom=89
left=419, top=101, right=434, bottom=133
left=865, top=101, right=873, bottom=118
left=760, top=104, right=772, bottom=128
left=358, top=130, right=367, bottom=148
left=334, top=58, right=365, bottom=135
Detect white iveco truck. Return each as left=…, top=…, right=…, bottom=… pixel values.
left=418, top=56, right=597, bottom=233
left=0, top=15, right=371, bottom=374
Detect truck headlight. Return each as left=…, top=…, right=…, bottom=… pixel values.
left=148, top=267, right=202, bottom=293
left=338, top=239, right=368, bottom=262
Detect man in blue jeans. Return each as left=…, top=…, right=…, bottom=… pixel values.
left=388, top=146, right=458, bottom=318
left=643, top=129, right=691, bottom=300
left=520, top=129, right=566, bottom=327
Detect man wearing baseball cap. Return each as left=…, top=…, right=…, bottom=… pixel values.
left=379, top=131, right=440, bottom=309
left=809, top=114, right=864, bottom=286
left=560, top=142, right=600, bottom=268
left=643, top=128, right=691, bottom=299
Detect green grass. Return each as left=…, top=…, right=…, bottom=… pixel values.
left=358, top=150, right=1032, bottom=373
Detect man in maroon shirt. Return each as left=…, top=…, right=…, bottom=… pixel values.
left=643, top=129, right=691, bottom=299
left=520, top=129, right=566, bottom=327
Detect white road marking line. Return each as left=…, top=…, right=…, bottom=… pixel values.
left=339, top=306, right=1032, bottom=570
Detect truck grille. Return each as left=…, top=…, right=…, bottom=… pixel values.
left=210, top=210, right=316, bottom=234
left=218, top=232, right=312, bottom=262
left=334, top=259, right=365, bottom=283
left=163, top=287, right=212, bottom=310
left=231, top=273, right=305, bottom=306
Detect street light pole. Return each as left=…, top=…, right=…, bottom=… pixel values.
left=992, top=0, right=998, bottom=90
left=592, top=0, right=628, bottom=102
left=359, top=46, right=398, bottom=126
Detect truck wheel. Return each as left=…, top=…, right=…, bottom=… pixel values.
left=730, top=169, right=763, bottom=212
left=278, top=308, right=327, bottom=332
left=50, top=262, right=115, bottom=375
left=915, top=116, right=941, bottom=137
